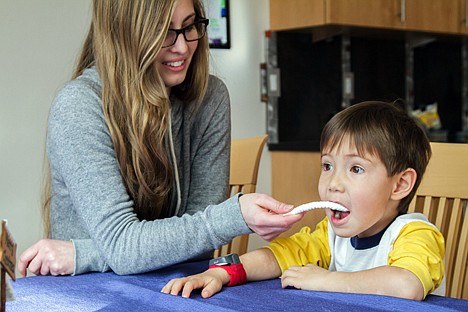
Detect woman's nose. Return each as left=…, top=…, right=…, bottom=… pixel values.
left=170, top=33, right=189, bottom=52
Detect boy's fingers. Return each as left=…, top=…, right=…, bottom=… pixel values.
left=201, top=279, right=222, bottom=298
left=162, top=275, right=223, bottom=299
left=161, top=281, right=174, bottom=294
left=201, top=288, right=213, bottom=298
left=181, top=281, right=196, bottom=298
left=169, top=279, right=187, bottom=296
left=181, top=278, right=209, bottom=298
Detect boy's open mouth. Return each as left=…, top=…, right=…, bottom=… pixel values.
left=333, top=209, right=350, bottom=220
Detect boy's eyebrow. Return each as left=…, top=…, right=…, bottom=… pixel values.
left=345, top=153, right=362, bottom=158
left=321, top=150, right=361, bottom=157
left=348, top=153, right=375, bottom=163
left=321, top=152, right=374, bottom=163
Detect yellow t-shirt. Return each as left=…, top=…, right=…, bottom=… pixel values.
left=266, top=214, right=445, bottom=298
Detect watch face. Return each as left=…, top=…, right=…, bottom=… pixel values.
left=209, top=253, right=240, bottom=266
left=213, top=261, right=230, bottom=266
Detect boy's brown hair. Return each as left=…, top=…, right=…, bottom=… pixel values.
left=320, top=101, right=432, bottom=212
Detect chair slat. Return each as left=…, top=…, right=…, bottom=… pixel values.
left=444, top=198, right=463, bottom=296
left=451, top=201, right=468, bottom=298
left=408, top=197, right=416, bottom=213
left=422, top=196, right=432, bottom=218
left=434, top=197, right=447, bottom=234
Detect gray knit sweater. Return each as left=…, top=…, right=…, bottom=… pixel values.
left=47, top=67, right=251, bottom=275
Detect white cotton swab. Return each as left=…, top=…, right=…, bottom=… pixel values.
left=283, top=201, right=348, bottom=216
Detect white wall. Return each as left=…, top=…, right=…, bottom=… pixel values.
left=0, top=0, right=93, bottom=275
left=0, top=0, right=269, bottom=273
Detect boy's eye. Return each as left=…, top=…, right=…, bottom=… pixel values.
left=322, top=163, right=332, bottom=171
left=350, top=166, right=364, bottom=174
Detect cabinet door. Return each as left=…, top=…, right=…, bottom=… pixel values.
left=459, top=0, right=468, bottom=34
left=270, top=0, right=326, bottom=31
left=405, top=0, right=460, bottom=34
left=326, top=0, right=401, bottom=29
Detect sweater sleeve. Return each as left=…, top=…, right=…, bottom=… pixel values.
left=71, top=239, right=110, bottom=274
left=47, top=78, right=250, bottom=275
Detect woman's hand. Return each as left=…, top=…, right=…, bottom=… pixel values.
left=18, top=239, right=75, bottom=277
left=161, top=267, right=230, bottom=298
left=239, top=193, right=304, bottom=241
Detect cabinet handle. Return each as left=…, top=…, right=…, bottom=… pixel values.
left=400, top=0, right=406, bottom=23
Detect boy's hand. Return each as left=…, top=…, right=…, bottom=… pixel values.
left=161, top=268, right=230, bottom=298
left=280, top=264, right=329, bottom=291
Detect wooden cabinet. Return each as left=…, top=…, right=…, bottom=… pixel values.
left=270, top=0, right=466, bottom=35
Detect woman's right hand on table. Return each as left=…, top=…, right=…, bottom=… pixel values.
left=18, top=239, right=75, bottom=277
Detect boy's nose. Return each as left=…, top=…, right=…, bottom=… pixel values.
left=327, top=172, right=345, bottom=192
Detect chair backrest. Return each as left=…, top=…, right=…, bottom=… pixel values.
left=213, top=135, right=268, bottom=258
left=408, top=142, right=468, bottom=299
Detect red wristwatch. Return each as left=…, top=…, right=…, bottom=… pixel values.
left=208, top=253, right=247, bottom=286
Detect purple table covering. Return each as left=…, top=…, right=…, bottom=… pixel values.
left=7, top=259, right=468, bottom=311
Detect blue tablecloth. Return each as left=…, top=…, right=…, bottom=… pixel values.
left=7, top=260, right=468, bottom=311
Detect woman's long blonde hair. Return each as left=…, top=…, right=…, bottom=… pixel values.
left=43, top=0, right=210, bottom=237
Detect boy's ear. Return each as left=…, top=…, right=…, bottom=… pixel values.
left=391, top=168, right=417, bottom=200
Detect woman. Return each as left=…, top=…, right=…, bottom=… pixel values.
left=18, top=0, right=301, bottom=276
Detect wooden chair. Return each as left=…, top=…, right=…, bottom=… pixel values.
left=213, top=135, right=269, bottom=258
left=408, top=142, right=468, bottom=299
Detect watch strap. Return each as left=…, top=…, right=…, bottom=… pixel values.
left=209, top=263, right=247, bottom=286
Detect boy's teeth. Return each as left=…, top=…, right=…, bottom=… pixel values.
left=334, top=211, right=341, bottom=219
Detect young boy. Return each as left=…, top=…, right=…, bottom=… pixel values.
left=161, top=101, right=445, bottom=301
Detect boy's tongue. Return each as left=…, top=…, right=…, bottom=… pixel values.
left=334, top=210, right=350, bottom=219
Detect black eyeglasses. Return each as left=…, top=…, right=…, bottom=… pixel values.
left=162, top=18, right=209, bottom=48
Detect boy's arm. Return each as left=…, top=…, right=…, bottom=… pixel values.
left=242, top=248, right=282, bottom=281
left=161, top=248, right=281, bottom=298
left=281, top=264, right=424, bottom=300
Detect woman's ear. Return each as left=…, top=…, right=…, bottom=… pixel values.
left=391, top=168, right=417, bottom=200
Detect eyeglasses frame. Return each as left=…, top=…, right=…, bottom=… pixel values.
left=162, top=18, right=209, bottom=48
